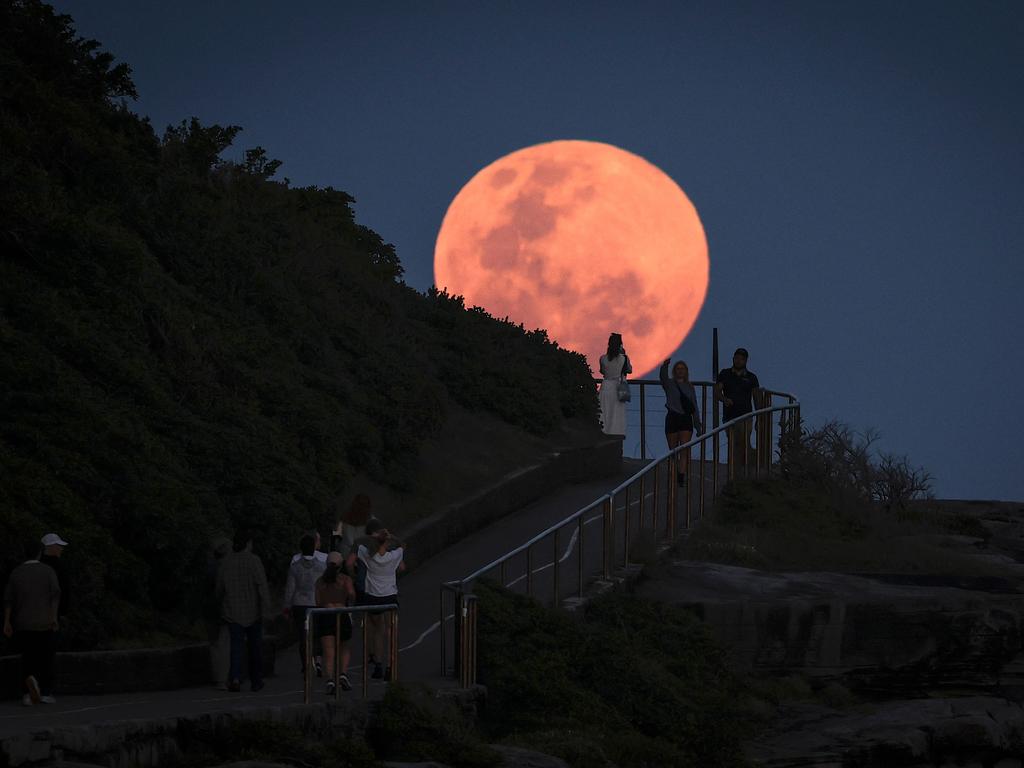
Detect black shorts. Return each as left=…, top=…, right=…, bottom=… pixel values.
left=314, top=613, right=353, bottom=642
left=358, top=593, right=399, bottom=609
left=665, top=410, right=693, bottom=434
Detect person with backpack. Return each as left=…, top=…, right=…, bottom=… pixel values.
left=660, top=358, right=703, bottom=486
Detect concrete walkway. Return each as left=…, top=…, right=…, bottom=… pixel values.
left=2, top=457, right=693, bottom=738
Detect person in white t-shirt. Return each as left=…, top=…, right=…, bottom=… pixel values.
left=356, top=528, right=404, bottom=681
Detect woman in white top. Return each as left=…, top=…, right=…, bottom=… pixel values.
left=598, top=333, right=631, bottom=436
left=356, top=528, right=404, bottom=681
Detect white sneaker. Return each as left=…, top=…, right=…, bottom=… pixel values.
left=40, top=695, right=56, bottom=704
left=22, top=694, right=33, bottom=707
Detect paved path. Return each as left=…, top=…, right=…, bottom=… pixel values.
left=3, top=456, right=731, bottom=738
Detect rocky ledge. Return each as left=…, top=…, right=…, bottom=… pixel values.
left=748, top=696, right=1024, bottom=768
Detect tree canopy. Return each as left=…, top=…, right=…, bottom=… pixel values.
left=0, top=0, right=597, bottom=647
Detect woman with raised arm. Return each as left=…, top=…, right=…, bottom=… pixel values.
left=598, top=333, right=631, bottom=436
left=660, top=358, right=703, bottom=486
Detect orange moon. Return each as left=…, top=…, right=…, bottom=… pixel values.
left=434, top=140, right=708, bottom=376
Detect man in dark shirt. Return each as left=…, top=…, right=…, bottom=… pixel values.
left=3, top=538, right=61, bottom=705
left=715, top=348, right=761, bottom=472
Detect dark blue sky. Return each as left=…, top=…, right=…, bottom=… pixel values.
left=53, top=1, right=1024, bottom=501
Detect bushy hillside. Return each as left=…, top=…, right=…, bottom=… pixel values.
left=0, top=0, right=597, bottom=647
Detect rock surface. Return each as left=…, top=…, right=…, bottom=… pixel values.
left=636, top=560, right=1024, bottom=694
left=747, top=696, right=1024, bottom=767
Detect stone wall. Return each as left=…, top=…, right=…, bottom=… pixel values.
left=0, top=639, right=277, bottom=700
left=403, top=436, right=622, bottom=571
left=1, top=698, right=371, bottom=768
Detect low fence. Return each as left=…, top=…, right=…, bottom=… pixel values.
left=439, top=389, right=800, bottom=686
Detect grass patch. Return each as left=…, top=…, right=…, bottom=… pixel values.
left=683, top=477, right=1013, bottom=578
left=475, top=580, right=750, bottom=768
left=367, top=683, right=500, bottom=768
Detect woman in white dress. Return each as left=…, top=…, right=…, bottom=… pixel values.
left=598, top=333, right=631, bottom=436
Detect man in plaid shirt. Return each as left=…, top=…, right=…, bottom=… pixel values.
left=216, top=530, right=272, bottom=692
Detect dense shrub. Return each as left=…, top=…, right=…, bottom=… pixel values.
left=0, top=0, right=597, bottom=648
left=368, top=683, right=500, bottom=768
left=475, top=581, right=749, bottom=768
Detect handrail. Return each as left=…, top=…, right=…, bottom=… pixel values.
left=303, top=604, right=398, bottom=702
left=438, top=387, right=801, bottom=683
left=456, top=495, right=609, bottom=587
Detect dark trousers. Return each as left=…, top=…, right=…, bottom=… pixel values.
left=227, top=622, right=263, bottom=685
left=15, top=629, right=56, bottom=695
left=291, top=606, right=315, bottom=672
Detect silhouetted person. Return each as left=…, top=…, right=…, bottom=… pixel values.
left=660, top=359, right=703, bottom=485
left=3, top=538, right=61, bottom=705
left=284, top=533, right=325, bottom=677
left=216, top=529, right=271, bottom=692
left=715, top=347, right=761, bottom=472
left=599, top=332, right=631, bottom=436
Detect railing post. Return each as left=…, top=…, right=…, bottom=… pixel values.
left=304, top=609, right=313, bottom=704
left=602, top=496, right=613, bottom=580
left=361, top=607, right=369, bottom=697
left=389, top=608, right=399, bottom=683
left=684, top=443, right=692, bottom=529
left=652, top=462, right=660, bottom=534
left=713, top=422, right=720, bottom=499
left=577, top=514, right=585, bottom=598
left=334, top=614, right=341, bottom=700
left=699, top=432, right=707, bottom=520
left=457, top=594, right=477, bottom=688
left=623, top=485, right=631, bottom=568
left=639, top=472, right=647, bottom=529
left=667, top=452, right=677, bottom=540
left=639, top=383, right=647, bottom=461
left=727, top=423, right=736, bottom=482
left=439, top=586, right=447, bottom=677
left=553, top=528, right=560, bottom=607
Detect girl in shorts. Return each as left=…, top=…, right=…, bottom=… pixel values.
left=315, top=551, right=356, bottom=693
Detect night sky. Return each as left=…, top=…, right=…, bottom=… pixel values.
left=52, top=1, right=1024, bottom=501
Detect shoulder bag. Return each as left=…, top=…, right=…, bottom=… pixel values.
left=616, top=355, right=631, bottom=403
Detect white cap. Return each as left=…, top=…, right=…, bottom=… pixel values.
left=41, top=533, right=68, bottom=547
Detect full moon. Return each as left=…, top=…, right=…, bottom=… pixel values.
left=434, top=140, right=708, bottom=376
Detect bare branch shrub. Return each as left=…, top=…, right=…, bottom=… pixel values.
left=779, top=418, right=932, bottom=512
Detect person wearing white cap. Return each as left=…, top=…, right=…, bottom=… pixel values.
left=39, top=533, right=69, bottom=620
left=3, top=538, right=61, bottom=705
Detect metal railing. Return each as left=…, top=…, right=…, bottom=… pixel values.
left=605, top=378, right=716, bottom=460
left=303, top=604, right=398, bottom=701
left=439, top=388, right=800, bottom=685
